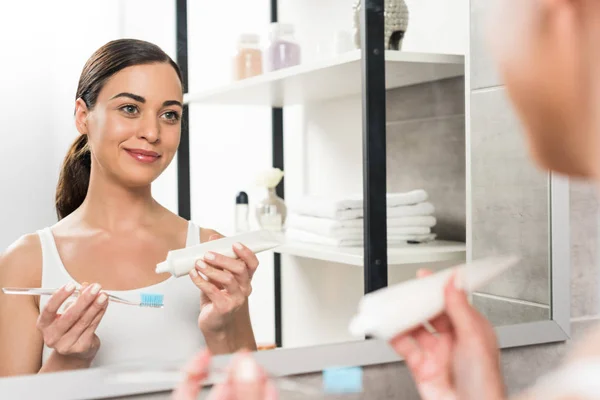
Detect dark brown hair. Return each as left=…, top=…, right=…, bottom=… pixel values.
left=55, top=39, right=183, bottom=220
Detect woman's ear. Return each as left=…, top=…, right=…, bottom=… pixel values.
left=74, top=98, right=89, bottom=136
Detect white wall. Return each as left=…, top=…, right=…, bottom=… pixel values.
left=0, top=0, right=182, bottom=254
left=0, top=0, right=121, bottom=251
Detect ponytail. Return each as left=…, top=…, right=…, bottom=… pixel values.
left=55, top=135, right=91, bottom=220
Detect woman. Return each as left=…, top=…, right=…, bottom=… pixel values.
left=175, top=0, right=600, bottom=398
left=0, top=39, right=258, bottom=376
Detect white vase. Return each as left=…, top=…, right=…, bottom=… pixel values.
left=353, top=0, right=409, bottom=51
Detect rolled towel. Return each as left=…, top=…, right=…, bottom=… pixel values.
left=290, top=190, right=428, bottom=220
left=285, top=228, right=436, bottom=247
left=286, top=214, right=437, bottom=237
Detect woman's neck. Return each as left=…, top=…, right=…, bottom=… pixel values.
left=77, top=169, right=161, bottom=232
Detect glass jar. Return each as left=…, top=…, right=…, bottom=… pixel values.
left=233, top=33, right=263, bottom=81
left=266, top=23, right=301, bottom=72
left=255, top=188, right=287, bottom=232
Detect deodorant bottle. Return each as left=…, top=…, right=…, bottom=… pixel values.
left=235, top=191, right=250, bottom=233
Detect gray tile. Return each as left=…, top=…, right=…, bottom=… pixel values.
left=387, top=115, right=466, bottom=242
left=470, top=87, right=550, bottom=304
left=431, top=77, right=465, bottom=117
left=570, top=178, right=600, bottom=318
left=386, top=77, right=465, bottom=122
left=470, top=0, right=502, bottom=89
left=472, top=294, right=549, bottom=326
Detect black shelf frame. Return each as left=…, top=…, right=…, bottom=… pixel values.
left=175, top=0, right=388, bottom=348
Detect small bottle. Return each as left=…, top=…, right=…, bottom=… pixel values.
left=233, top=34, right=263, bottom=81
left=235, top=191, right=250, bottom=233
left=266, top=23, right=301, bottom=72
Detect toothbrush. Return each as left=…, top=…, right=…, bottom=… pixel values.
left=1, top=287, right=164, bottom=308
left=348, top=255, right=520, bottom=340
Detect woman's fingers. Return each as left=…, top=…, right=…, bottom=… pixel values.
left=209, top=233, right=224, bottom=242
left=444, top=273, right=484, bottom=338
left=189, top=269, right=229, bottom=310
left=171, top=349, right=212, bottom=400
left=52, top=284, right=103, bottom=334
left=62, top=292, right=108, bottom=348
left=390, top=330, right=424, bottom=367
left=202, top=252, right=247, bottom=278
left=195, top=262, right=243, bottom=297
left=37, top=282, right=76, bottom=329
left=231, top=353, right=267, bottom=400
left=232, top=243, right=259, bottom=278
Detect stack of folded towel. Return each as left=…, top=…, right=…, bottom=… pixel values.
left=285, top=189, right=437, bottom=247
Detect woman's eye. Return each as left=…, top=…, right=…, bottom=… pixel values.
left=120, top=105, right=139, bottom=115
left=162, top=111, right=180, bottom=122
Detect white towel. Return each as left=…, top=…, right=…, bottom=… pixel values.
left=286, top=214, right=436, bottom=237
left=330, top=202, right=435, bottom=220
left=285, top=228, right=436, bottom=247
left=291, top=190, right=428, bottom=220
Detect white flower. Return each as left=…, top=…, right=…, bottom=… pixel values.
left=255, top=168, right=284, bottom=189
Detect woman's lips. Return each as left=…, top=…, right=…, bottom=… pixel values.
left=124, top=148, right=161, bottom=164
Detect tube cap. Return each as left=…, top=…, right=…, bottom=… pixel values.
left=236, top=191, right=249, bottom=205
left=155, top=261, right=170, bottom=274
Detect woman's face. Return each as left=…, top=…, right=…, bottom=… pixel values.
left=77, top=62, right=183, bottom=187
left=490, top=0, right=596, bottom=177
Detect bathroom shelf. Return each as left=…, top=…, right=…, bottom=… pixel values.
left=274, top=240, right=466, bottom=267
left=184, top=50, right=464, bottom=107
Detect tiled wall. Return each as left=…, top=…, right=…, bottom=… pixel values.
left=386, top=76, right=466, bottom=242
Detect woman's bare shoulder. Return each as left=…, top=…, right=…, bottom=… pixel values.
left=0, top=233, right=43, bottom=287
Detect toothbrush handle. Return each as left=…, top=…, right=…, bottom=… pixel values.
left=2, top=287, right=61, bottom=296
left=2, top=288, right=139, bottom=306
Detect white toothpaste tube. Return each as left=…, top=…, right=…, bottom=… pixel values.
left=348, top=255, right=520, bottom=340
left=155, top=230, right=283, bottom=278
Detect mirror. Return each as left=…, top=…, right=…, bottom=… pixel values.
left=0, top=0, right=569, bottom=398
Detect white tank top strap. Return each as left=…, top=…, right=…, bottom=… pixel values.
left=186, top=220, right=201, bottom=247
left=36, top=227, right=72, bottom=286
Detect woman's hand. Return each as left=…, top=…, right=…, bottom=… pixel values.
left=189, top=234, right=259, bottom=335
left=391, top=269, right=505, bottom=400
left=37, top=282, right=108, bottom=364
left=171, top=349, right=277, bottom=400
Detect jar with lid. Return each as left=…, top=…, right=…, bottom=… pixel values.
left=266, top=23, right=301, bottom=72
left=233, top=33, right=263, bottom=81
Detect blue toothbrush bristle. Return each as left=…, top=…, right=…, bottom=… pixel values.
left=140, top=293, right=164, bottom=308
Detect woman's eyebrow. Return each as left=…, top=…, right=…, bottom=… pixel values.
left=163, top=100, right=183, bottom=108
left=110, top=92, right=145, bottom=103
left=109, top=92, right=182, bottom=108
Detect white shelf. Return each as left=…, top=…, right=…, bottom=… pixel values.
left=184, top=50, right=464, bottom=107
left=274, top=240, right=466, bottom=267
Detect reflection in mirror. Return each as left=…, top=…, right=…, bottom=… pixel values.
left=469, top=91, right=552, bottom=327
left=0, top=1, right=553, bottom=398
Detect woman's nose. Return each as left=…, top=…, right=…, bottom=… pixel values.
left=138, top=116, right=160, bottom=143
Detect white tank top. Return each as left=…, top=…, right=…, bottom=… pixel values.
left=37, top=221, right=205, bottom=368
